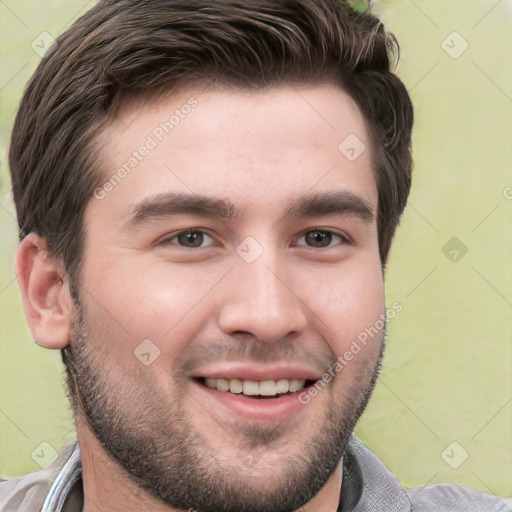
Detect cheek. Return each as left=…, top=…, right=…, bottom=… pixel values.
left=304, top=259, right=384, bottom=355
left=79, top=258, right=227, bottom=355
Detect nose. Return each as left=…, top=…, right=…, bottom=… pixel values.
left=217, top=253, right=308, bottom=343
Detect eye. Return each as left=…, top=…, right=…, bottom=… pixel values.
left=295, top=229, right=349, bottom=248
left=159, top=229, right=215, bottom=248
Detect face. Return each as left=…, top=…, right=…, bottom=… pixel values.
left=66, top=85, right=385, bottom=512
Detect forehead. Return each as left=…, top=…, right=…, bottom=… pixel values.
left=89, top=85, right=377, bottom=224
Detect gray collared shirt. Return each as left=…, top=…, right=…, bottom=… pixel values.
left=1, top=436, right=511, bottom=511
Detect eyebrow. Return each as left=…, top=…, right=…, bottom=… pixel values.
left=127, top=193, right=242, bottom=227
left=285, top=190, right=374, bottom=222
left=124, top=190, right=375, bottom=229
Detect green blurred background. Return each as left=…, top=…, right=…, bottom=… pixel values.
left=1, top=0, right=511, bottom=498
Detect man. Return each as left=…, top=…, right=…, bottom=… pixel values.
left=1, top=0, right=511, bottom=511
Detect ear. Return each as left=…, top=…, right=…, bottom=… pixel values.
left=15, top=233, right=74, bottom=349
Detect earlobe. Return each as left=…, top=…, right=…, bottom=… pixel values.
left=15, top=233, right=74, bottom=349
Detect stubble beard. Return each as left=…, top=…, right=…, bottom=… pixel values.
left=63, top=298, right=385, bottom=512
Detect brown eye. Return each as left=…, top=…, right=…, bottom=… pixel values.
left=161, top=230, right=214, bottom=248
left=305, top=230, right=332, bottom=247
left=296, top=230, right=347, bottom=248
left=178, top=230, right=204, bottom=247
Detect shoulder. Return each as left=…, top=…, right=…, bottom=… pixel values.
left=344, top=436, right=512, bottom=512
left=408, top=483, right=512, bottom=512
left=0, top=442, right=79, bottom=512
left=0, top=471, right=51, bottom=511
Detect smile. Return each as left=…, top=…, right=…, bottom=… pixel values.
left=200, top=377, right=314, bottom=398
left=192, top=374, right=322, bottom=423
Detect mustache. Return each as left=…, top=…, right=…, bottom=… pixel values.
left=175, top=336, right=336, bottom=376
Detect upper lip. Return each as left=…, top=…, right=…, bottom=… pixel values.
left=193, top=363, right=323, bottom=382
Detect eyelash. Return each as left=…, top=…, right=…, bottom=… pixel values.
left=158, top=228, right=351, bottom=249
left=159, top=229, right=216, bottom=248
left=295, top=230, right=351, bottom=248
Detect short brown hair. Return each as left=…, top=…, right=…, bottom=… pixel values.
left=9, top=0, right=413, bottom=280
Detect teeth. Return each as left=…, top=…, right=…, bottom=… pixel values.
left=259, top=380, right=277, bottom=396
left=289, top=379, right=303, bottom=392
left=275, top=379, right=289, bottom=393
left=243, top=380, right=260, bottom=395
left=216, top=378, right=230, bottom=392
left=229, top=379, right=243, bottom=394
left=203, top=378, right=307, bottom=396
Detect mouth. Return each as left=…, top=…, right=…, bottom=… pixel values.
left=190, top=364, right=325, bottom=422
left=195, top=377, right=316, bottom=399
left=192, top=375, right=320, bottom=422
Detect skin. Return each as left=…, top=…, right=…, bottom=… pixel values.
left=16, top=85, right=385, bottom=512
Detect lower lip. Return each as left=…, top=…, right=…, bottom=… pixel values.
left=193, top=380, right=312, bottom=423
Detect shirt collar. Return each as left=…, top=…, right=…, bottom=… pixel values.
left=340, top=435, right=412, bottom=511
left=41, top=443, right=82, bottom=512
